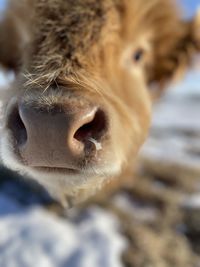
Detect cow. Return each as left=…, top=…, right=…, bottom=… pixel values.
left=0, top=0, right=199, bottom=207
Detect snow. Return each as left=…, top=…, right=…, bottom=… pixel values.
left=0, top=70, right=15, bottom=88
left=183, top=194, right=200, bottom=209
left=0, top=200, right=126, bottom=267
left=140, top=69, right=200, bottom=178
left=152, top=70, right=200, bottom=131
left=113, top=194, right=158, bottom=223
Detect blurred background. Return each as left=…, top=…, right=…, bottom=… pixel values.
left=181, top=0, right=199, bottom=17
left=0, top=1, right=200, bottom=267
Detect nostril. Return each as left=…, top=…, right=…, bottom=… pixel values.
left=7, top=105, right=27, bottom=147
left=74, top=109, right=108, bottom=144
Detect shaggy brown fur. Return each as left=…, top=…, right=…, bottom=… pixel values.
left=0, top=0, right=200, bottom=207
left=24, top=0, right=200, bottom=89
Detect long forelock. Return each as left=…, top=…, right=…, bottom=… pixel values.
left=28, top=0, right=116, bottom=75
left=24, top=0, right=181, bottom=88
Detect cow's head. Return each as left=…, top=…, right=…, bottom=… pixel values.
left=1, top=0, right=199, bottom=206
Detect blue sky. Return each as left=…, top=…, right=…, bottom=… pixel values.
left=0, top=0, right=7, bottom=12
left=181, top=0, right=200, bottom=17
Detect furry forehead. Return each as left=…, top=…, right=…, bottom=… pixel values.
left=25, top=0, right=180, bottom=84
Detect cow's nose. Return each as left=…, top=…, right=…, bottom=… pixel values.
left=8, top=102, right=107, bottom=168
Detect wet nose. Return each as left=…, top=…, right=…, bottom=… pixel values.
left=8, top=102, right=107, bottom=168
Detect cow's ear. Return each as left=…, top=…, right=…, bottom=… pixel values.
left=0, top=0, right=30, bottom=72
left=149, top=10, right=200, bottom=95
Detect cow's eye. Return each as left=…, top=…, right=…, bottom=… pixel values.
left=133, top=48, right=144, bottom=62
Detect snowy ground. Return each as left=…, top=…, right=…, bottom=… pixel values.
left=140, top=70, right=200, bottom=182
left=0, top=198, right=126, bottom=267
left=0, top=172, right=127, bottom=267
